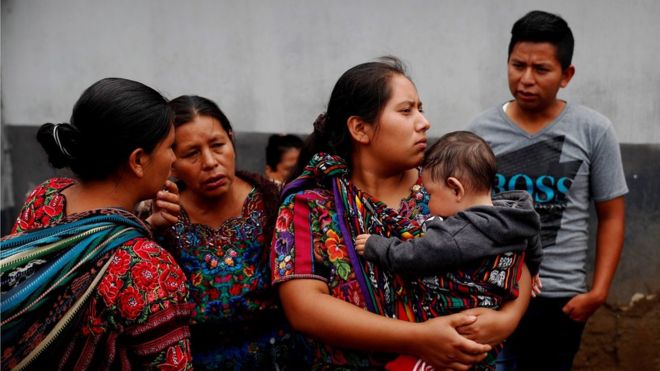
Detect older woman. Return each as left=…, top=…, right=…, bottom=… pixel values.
left=157, top=95, right=296, bottom=370
left=1, top=78, right=192, bottom=370
left=271, top=57, right=533, bottom=370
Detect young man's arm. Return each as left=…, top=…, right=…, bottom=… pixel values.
left=563, top=196, right=625, bottom=321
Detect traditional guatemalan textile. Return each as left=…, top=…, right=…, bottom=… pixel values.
left=161, top=171, right=299, bottom=370
left=365, top=191, right=537, bottom=317
left=2, top=178, right=193, bottom=370
left=271, top=153, right=430, bottom=369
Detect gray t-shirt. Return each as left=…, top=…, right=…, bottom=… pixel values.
left=469, top=102, right=628, bottom=297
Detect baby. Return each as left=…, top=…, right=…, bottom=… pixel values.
left=355, top=131, right=543, bottom=371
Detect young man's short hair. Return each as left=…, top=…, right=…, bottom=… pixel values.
left=508, top=10, right=575, bottom=70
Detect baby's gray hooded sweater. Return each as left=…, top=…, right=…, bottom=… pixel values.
left=365, top=190, right=543, bottom=276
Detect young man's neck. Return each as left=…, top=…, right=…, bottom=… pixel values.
left=507, top=99, right=566, bottom=134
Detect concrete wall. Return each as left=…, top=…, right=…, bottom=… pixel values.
left=2, top=1, right=659, bottom=143
left=2, top=2, right=659, bottom=368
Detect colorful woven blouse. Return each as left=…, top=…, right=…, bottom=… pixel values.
left=6, top=177, right=193, bottom=370
left=271, top=154, right=430, bottom=369
left=161, top=172, right=297, bottom=370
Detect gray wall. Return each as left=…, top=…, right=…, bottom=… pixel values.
left=2, top=1, right=659, bottom=305
left=2, top=0, right=660, bottom=142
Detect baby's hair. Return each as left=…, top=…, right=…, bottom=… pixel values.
left=422, top=131, right=496, bottom=193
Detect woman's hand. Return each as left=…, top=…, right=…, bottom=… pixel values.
left=454, top=307, right=515, bottom=346
left=145, top=180, right=180, bottom=230
left=456, top=264, right=532, bottom=346
left=279, top=279, right=489, bottom=370
left=416, top=313, right=491, bottom=370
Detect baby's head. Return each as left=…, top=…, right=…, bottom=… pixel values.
left=422, top=131, right=496, bottom=217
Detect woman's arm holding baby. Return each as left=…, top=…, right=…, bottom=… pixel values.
left=456, top=264, right=532, bottom=346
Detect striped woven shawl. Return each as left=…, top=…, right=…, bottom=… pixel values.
left=0, top=214, right=148, bottom=370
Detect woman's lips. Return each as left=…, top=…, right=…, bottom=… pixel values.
left=203, top=175, right=227, bottom=188
left=415, top=138, right=428, bottom=150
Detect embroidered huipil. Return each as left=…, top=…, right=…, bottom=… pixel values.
left=5, top=177, right=193, bottom=370
left=162, top=173, right=295, bottom=370
left=271, top=159, right=430, bottom=370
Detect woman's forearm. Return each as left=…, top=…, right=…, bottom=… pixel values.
left=457, top=264, right=532, bottom=345
left=279, top=279, right=420, bottom=353
left=499, top=263, right=532, bottom=327
left=278, top=278, right=490, bottom=367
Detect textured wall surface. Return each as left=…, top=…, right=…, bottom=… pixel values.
left=2, top=1, right=660, bottom=143
left=2, top=2, right=660, bottom=369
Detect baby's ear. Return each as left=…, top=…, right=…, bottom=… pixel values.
left=446, top=177, right=465, bottom=200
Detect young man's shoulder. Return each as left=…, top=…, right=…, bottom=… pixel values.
left=467, top=105, right=505, bottom=131
left=564, top=103, right=614, bottom=129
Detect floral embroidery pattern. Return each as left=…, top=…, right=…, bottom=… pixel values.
left=11, top=178, right=193, bottom=370
left=172, top=188, right=275, bottom=323
left=271, top=179, right=429, bottom=369
left=164, top=175, right=296, bottom=370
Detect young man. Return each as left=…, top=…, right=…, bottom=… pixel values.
left=468, top=10, right=628, bottom=371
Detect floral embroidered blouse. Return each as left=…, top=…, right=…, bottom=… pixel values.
left=166, top=187, right=278, bottom=320
left=9, top=177, right=193, bottom=370
left=161, top=172, right=296, bottom=370
left=271, top=177, right=429, bottom=370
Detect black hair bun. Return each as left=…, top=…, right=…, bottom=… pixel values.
left=36, top=122, right=80, bottom=168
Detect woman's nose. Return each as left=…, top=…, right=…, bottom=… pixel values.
left=201, top=149, right=218, bottom=169
left=417, top=113, right=430, bottom=132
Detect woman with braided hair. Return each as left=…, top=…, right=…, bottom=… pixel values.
left=271, top=57, right=533, bottom=370
left=1, top=78, right=192, bottom=370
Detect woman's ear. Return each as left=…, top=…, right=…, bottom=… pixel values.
left=446, top=176, right=465, bottom=201
left=128, top=148, right=146, bottom=178
left=347, top=116, right=371, bottom=144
